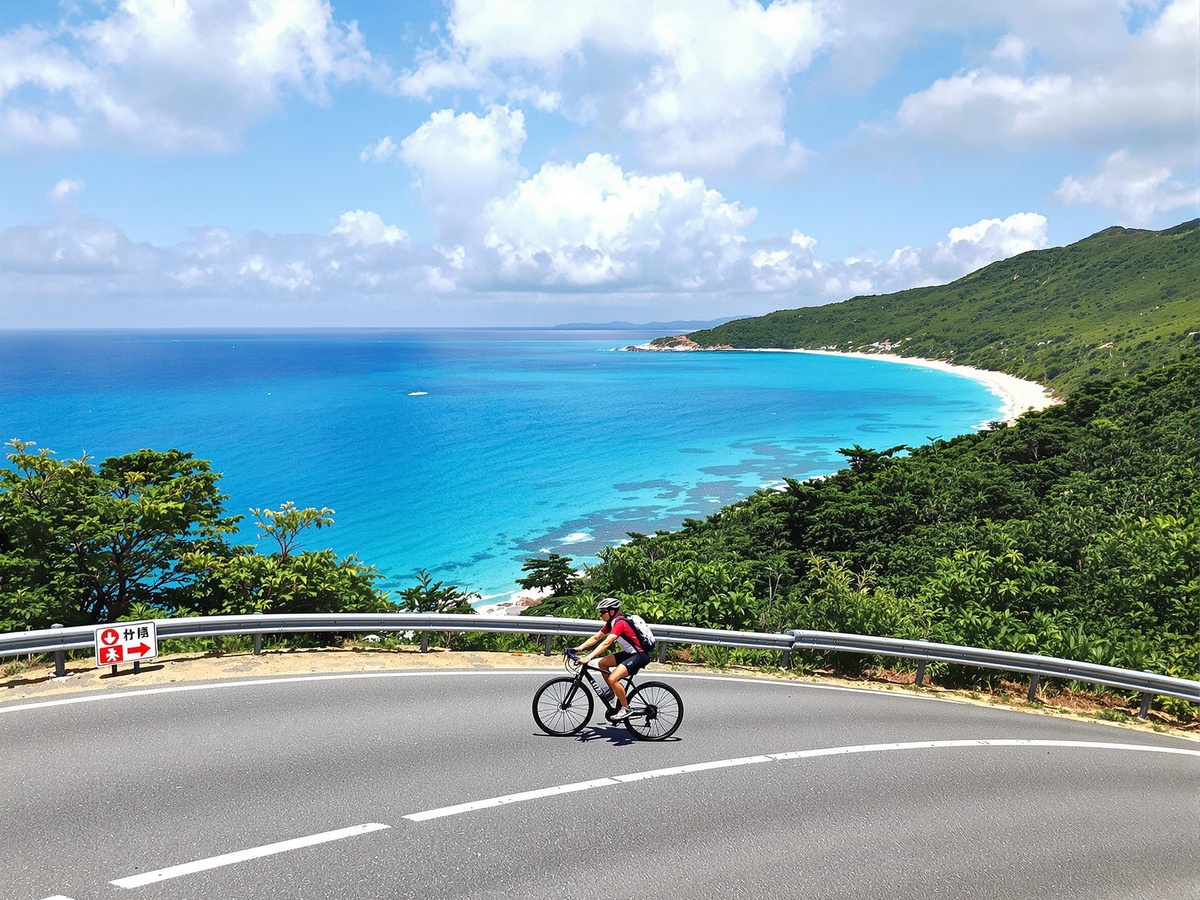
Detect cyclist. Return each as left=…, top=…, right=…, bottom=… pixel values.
left=572, top=597, right=651, bottom=722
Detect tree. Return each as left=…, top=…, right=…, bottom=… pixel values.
left=0, top=441, right=237, bottom=629
left=516, top=553, right=577, bottom=597
left=398, top=569, right=478, bottom=649
left=181, top=503, right=389, bottom=617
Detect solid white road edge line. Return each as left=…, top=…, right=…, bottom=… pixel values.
left=109, top=823, right=390, bottom=890
left=1, top=669, right=911, bottom=715
left=404, top=739, right=1200, bottom=823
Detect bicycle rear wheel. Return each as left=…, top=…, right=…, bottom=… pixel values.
left=624, top=681, right=683, bottom=741
left=532, top=676, right=594, bottom=736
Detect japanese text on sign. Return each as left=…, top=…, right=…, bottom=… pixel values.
left=95, top=621, right=159, bottom=667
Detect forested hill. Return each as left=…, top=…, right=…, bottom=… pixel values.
left=672, top=219, right=1198, bottom=396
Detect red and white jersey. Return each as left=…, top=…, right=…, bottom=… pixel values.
left=602, top=614, right=644, bottom=654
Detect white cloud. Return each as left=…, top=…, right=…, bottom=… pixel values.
left=0, top=204, right=1058, bottom=325
left=480, top=153, right=754, bottom=288
left=0, top=0, right=387, bottom=155
left=400, top=106, right=527, bottom=243
left=359, top=135, right=399, bottom=163
left=400, top=0, right=827, bottom=172
left=239, top=255, right=317, bottom=292
left=750, top=230, right=820, bottom=290
left=745, top=213, right=1048, bottom=299
left=989, top=34, right=1030, bottom=70
left=48, top=178, right=84, bottom=202
left=882, top=213, right=1048, bottom=287
left=891, top=0, right=1198, bottom=149
left=333, top=210, right=407, bottom=246
left=1055, top=151, right=1200, bottom=224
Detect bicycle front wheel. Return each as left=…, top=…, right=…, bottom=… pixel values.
left=532, top=676, right=594, bottom=736
left=624, top=681, right=683, bottom=741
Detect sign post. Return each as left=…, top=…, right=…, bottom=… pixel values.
left=95, top=621, right=159, bottom=673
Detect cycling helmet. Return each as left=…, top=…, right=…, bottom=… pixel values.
left=596, top=597, right=622, bottom=612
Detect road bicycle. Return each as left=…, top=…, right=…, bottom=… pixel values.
left=531, top=648, right=684, bottom=741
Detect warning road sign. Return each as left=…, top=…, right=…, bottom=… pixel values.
left=95, top=621, right=158, bottom=667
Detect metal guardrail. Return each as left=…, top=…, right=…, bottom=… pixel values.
left=2, top=614, right=1196, bottom=719
left=787, top=629, right=1200, bottom=717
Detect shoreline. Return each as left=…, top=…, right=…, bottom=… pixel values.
left=480, top=345, right=1058, bottom=615
left=476, top=585, right=553, bottom=617
left=631, top=342, right=1059, bottom=424
left=789, top=348, right=1059, bottom=424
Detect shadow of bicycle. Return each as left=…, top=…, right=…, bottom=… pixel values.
left=575, top=724, right=682, bottom=746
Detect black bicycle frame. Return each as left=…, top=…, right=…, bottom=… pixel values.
left=575, top=660, right=633, bottom=716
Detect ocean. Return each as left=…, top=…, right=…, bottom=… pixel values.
left=0, top=329, right=1004, bottom=604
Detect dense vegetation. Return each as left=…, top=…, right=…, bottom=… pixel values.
left=0, top=442, right=394, bottom=634
left=675, top=221, right=1199, bottom=396
left=534, top=359, right=1197, bottom=694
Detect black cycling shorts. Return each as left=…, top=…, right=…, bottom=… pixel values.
left=614, top=649, right=651, bottom=677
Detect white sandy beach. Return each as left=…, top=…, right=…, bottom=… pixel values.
left=477, top=585, right=554, bottom=617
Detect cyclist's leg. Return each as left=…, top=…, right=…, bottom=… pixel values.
left=603, top=651, right=633, bottom=703
left=611, top=651, right=650, bottom=708
left=608, top=662, right=631, bottom=707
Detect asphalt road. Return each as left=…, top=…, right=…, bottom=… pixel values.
left=4, top=669, right=1198, bottom=899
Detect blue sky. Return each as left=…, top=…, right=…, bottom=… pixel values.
left=1, top=0, right=1196, bottom=328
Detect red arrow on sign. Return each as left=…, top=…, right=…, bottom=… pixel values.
left=126, top=642, right=152, bottom=657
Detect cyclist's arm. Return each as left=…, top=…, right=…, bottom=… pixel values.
left=573, top=629, right=605, bottom=653
left=581, top=633, right=617, bottom=663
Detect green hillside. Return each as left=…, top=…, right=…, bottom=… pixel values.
left=675, top=220, right=1199, bottom=396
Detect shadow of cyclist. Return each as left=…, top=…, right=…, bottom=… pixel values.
left=575, top=724, right=682, bottom=746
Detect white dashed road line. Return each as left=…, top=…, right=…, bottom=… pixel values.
left=56, top=739, right=1195, bottom=893
left=109, top=823, right=390, bottom=889
left=403, top=739, right=1200, bottom=822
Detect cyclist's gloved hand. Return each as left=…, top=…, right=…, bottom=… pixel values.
left=565, top=647, right=579, bottom=661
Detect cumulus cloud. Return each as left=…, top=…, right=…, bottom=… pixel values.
left=891, top=0, right=1198, bottom=149
left=0, top=0, right=388, bottom=155
left=400, top=106, right=527, bottom=243
left=480, top=152, right=754, bottom=287
left=1055, top=151, right=1200, bottom=224
left=399, top=0, right=827, bottom=172
left=750, top=230, right=820, bottom=291
left=746, top=213, right=1048, bottom=299
left=333, top=210, right=407, bottom=246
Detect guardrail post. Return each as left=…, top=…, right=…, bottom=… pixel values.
left=1138, top=672, right=1154, bottom=720
left=420, top=632, right=430, bottom=653
left=543, top=634, right=553, bottom=656
left=1027, top=673, right=1039, bottom=702
left=915, top=660, right=927, bottom=687
left=52, top=623, right=66, bottom=678
left=658, top=642, right=667, bottom=664
left=779, top=648, right=790, bottom=670
left=253, top=612, right=263, bottom=656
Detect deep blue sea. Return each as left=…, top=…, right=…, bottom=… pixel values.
left=0, top=329, right=1004, bottom=604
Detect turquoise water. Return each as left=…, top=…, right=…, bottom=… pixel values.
left=0, top=329, right=1003, bottom=602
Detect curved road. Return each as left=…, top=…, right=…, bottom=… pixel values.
left=4, top=669, right=1197, bottom=899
